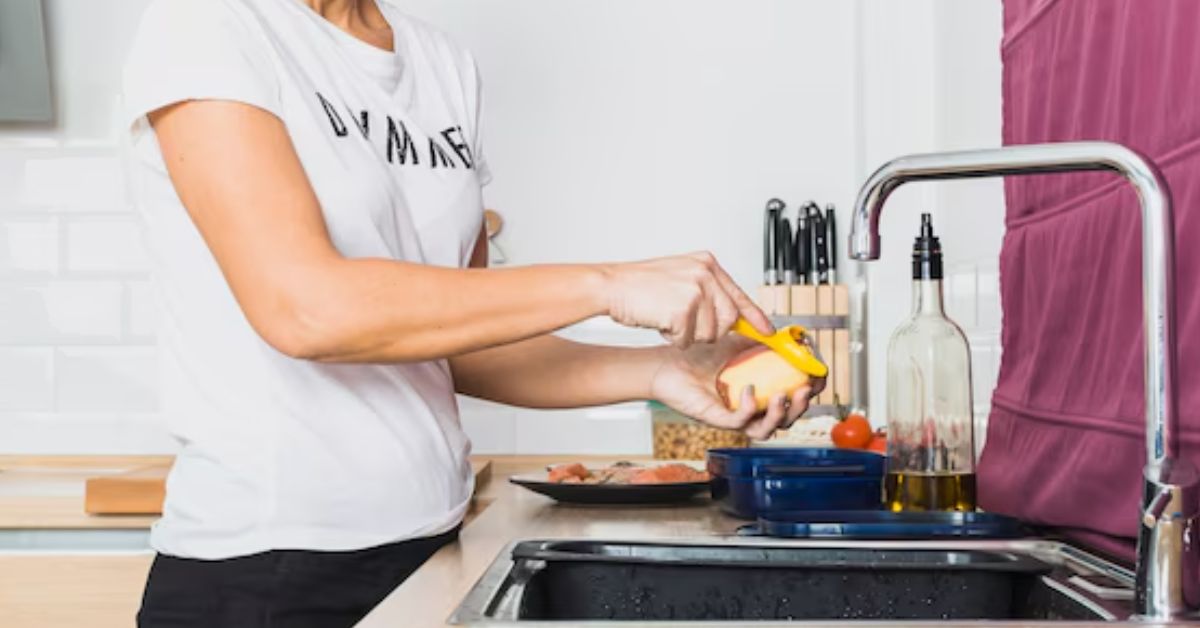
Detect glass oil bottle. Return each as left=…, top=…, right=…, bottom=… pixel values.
left=884, top=214, right=977, bottom=512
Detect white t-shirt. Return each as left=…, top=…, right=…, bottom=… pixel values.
left=123, top=0, right=490, bottom=559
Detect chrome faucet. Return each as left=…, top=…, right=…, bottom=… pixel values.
left=848, top=141, right=1199, bottom=621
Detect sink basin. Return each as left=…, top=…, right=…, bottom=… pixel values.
left=452, top=539, right=1133, bottom=624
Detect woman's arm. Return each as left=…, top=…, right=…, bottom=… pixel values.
left=450, top=228, right=815, bottom=439
left=450, top=333, right=814, bottom=439
left=451, top=333, right=660, bottom=408
left=149, top=100, right=772, bottom=363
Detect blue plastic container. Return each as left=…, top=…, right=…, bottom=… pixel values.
left=707, top=448, right=885, bottom=519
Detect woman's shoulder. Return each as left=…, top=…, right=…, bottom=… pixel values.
left=123, top=0, right=282, bottom=134
left=127, top=0, right=275, bottom=71
left=133, top=0, right=261, bottom=37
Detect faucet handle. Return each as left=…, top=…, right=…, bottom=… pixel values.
left=1142, top=458, right=1200, bottom=526
left=1143, top=488, right=1174, bottom=527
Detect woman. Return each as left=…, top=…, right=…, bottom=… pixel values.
left=123, top=0, right=818, bottom=625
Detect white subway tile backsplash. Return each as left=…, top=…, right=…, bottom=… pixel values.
left=0, top=154, right=24, bottom=211
left=976, top=264, right=1001, bottom=330
left=55, top=346, right=159, bottom=412
left=0, top=217, right=58, bottom=275
left=19, top=156, right=127, bottom=212
left=514, top=405, right=651, bottom=455
left=0, top=413, right=175, bottom=454
left=970, top=341, right=996, bottom=411
left=0, top=281, right=123, bottom=344
left=946, top=266, right=977, bottom=328
left=65, top=217, right=149, bottom=274
left=126, top=280, right=157, bottom=339
left=0, top=348, right=54, bottom=411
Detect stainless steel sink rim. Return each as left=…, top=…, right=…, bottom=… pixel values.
left=450, top=537, right=1137, bottom=625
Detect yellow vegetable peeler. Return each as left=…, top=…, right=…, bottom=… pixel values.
left=733, top=319, right=829, bottom=379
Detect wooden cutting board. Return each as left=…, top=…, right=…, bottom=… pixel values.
left=84, top=459, right=494, bottom=515
left=83, top=465, right=168, bottom=515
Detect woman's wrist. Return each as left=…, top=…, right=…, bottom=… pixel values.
left=585, top=262, right=618, bottom=318
left=637, top=345, right=673, bottom=402
left=592, top=343, right=670, bottom=403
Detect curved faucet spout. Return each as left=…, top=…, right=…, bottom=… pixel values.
left=848, top=141, right=1194, bottom=620
left=849, top=141, right=1175, bottom=464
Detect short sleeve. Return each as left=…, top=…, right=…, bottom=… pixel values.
left=466, top=54, right=492, bottom=187
left=123, top=0, right=282, bottom=139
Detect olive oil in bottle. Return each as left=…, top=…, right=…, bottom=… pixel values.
left=885, top=214, right=978, bottom=512
left=885, top=472, right=977, bottom=512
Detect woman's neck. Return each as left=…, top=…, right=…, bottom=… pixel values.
left=303, top=0, right=393, bottom=51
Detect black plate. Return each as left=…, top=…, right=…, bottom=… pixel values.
left=510, top=475, right=709, bottom=505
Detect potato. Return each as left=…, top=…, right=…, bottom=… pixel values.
left=716, top=345, right=811, bottom=412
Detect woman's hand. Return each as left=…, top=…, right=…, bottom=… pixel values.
left=603, top=252, right=773, bottom=348
left=649, top=334, right=823, bottom=441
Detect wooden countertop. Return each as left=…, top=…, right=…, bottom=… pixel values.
left=0, top=455, right=494, bottom=530
left=0, top=456, right=170, bottom=529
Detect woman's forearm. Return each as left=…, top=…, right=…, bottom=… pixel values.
left=274, top=258, right=612, bottom=362
left=450, top=334, right=666, bottom=408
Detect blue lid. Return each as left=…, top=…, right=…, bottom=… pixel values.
left=707, top=447, right=885, bottom=479
left=754, top=510, right=1026, bottom=539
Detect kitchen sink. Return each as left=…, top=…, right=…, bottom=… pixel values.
left=451, top=538, right=1133, bottom=623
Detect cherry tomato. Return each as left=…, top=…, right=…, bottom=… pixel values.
left=831, top=413, right=873, bottom=449
left=866, top=433, right=887, bottom=454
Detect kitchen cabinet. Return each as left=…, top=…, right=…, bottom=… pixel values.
left=0, top=555, right=152, bottom=628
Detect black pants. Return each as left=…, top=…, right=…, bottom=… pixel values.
left=137, top=526, right=460, bottom=628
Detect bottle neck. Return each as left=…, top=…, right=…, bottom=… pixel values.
left=911, top=279, right=946, bottom=316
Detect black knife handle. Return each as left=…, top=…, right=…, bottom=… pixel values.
left=795, top=215, right=810, bottom=284
left=813, top=217, right=829, bottom=284
left=825, top=205, right=837, bottom=270
left=764, top=199, right=785, bottom=284
left=803, top=206, right=825, bottom=284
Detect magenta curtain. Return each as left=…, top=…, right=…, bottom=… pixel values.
left=978, top=0, right=1200, bottom=563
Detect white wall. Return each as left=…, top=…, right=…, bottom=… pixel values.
left=933, top=0, right=1006, bottom=423
left=402, top=0, right=861, bottom=289
left=0, top=0, right=1003, bottom=454
left=0, top=0, right=168, bottom=453
left=856, top=0, right=1004, bottom=422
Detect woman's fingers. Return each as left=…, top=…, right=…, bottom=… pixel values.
left=710, top=260, right=773, bottom=335
left=744, top=392, right=788, bottom=441
left=693, top=385, right=759, bottom=431
left=783, top=386, right=814, bottom=428
left=693, top=285, right=720, bottom=344
left=669, top=296, right=700, bottom=349
left=692, top=384, right=804, bottom=441
left=605, top=252, right=771, bottom=347
left=709, top=280, right=741, bottom=337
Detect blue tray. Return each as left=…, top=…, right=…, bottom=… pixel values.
left=752, top=510, right=1027, bottom=539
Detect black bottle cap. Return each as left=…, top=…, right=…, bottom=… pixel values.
left=912, top=213, right=943, bottom=280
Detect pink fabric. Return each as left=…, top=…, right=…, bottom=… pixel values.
left=978, top=0, right=1200, bottom=562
